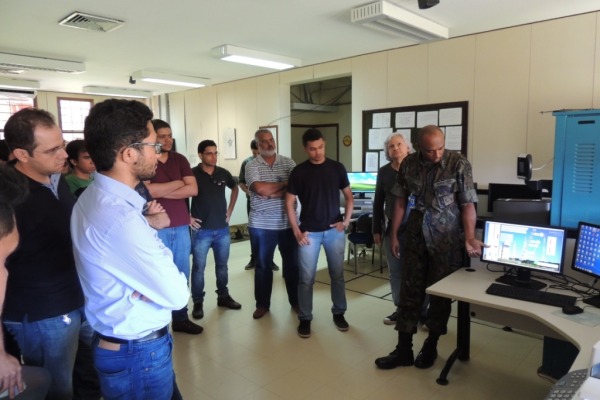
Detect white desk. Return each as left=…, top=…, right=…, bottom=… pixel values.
left=427, top=267, right=600, bottom=385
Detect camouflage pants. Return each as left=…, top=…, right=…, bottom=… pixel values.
left=395, top=211, right=463, bottom=335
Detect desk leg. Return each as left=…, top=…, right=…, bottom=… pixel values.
left=436, top=300, right=470, bottom=386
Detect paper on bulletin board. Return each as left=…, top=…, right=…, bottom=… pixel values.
left=368, top=127, right=393, bottom=149
left=445, top=126, right=462, bottom=150
left=365, top=152, right=379, bottom=172
left=395, top=111, right=415, bottom=128
left=416, top=111, right=438, bottom=128
left=379, top=151, right=387, bottom=167
left=396, top=129, right=412, bottom=145
left=372, top=112, right=391, bottom=128
left=439, top=108, right=462, bottom=126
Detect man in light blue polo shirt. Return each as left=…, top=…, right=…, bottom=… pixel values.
left=246, top=129, right=299, bottom=319
left=71, top=99, right=189, bottom=400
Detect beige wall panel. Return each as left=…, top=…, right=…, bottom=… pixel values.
left=592, top=13, right=600, bottom=107
left=351, top=52, right=388, bottom=170
left=280, top=66, right=314, bottom=85
left=528, top=14, right=596, bottom=179
left=427, top=36, right=476, bottom=105
left=225, top=79, right=257, bottom=174
left=166, top=92, right=187, bottom=161
left=314, top=59, right=352, bottom=80
left=387, top=45, right=428, bottom=107
left=184, top=86, right=219, bottom=164
left=472, top=26, right=531, bottom=187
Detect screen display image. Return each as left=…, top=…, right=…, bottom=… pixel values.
left=347, top=172, right=377, bottom=193
left=572, top=221, right=600, bottom=307
left=481, top=220, right=567, bottom=289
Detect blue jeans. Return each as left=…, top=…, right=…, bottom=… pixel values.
left=297, top=228, right=347, bottom=320
left=249, top=227, right=299, bottom=309
left=4, top=308, right=85, bottom=400
left=191, top=227, right=230, bottom=303
left=157, top=225, right=191, bottom=321
left=93, top=333, right=175, bottom=400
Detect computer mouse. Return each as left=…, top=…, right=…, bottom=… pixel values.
left=562, top=305, right=584, bottom=315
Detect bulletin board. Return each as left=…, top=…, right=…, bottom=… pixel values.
left=361, top=101, right=468, bottom=171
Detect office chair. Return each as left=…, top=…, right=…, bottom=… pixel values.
left=346, top=213, right=381, bottom=274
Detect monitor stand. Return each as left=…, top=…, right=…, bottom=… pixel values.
left=495, top=268, right=546, bottom=291
left=583, top=295, right=600, bottom=308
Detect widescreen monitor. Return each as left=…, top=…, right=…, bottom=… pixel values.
left=347, top=172, right=377, bottom=196
left=572, top=221, right=600, bottom=307
left=481, top=220, right=567, bottom=290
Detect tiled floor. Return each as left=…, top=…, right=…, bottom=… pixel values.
left=172, top=240, right=554, bottom=399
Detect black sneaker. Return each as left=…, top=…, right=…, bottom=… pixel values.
left=271, top=262, right=279, bottom=271
left=244, top=258, right=255, bottom=270
left=192, top=302, right=204, bottom=319
left=171, top=319, right=203, bottom=335
left=375, top=348, right=415, bottom=369
left=217, top=295, right=242, bottom=310
left=333, top=314, right=349, bottom=332
left=297, top=320, right=311, bottom=338
left=383, top=311, right=397, bottom=325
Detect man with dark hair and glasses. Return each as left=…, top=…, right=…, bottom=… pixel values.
left=144, top=119, right=203, bottom=335
left=189, top=140, right=242, bottom=322
left=3, top=108, right=99, bottom=399
left=71, top=99, right=190, bottom=399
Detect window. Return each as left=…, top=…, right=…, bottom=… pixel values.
left=57, top=98, right=93, bottom=142
left=0, top=96, right=35, bottom=139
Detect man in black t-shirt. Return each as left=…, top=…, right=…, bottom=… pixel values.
left=285, top=128, right=354, bottom=339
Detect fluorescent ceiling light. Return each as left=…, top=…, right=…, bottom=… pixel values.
left=131, top=70, right=207, bottom=88
left=0, top=77, right=40, bottom=90
left=351, top=0, right=448, bottom=42
left=211, top=45, right=301, bottom=70
left=82, top=86, right=152, bottom=99
left=0, top=52, right=85, bottom=74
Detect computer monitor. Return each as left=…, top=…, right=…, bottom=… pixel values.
left=572, top=221, right=600, bottom=307
left=481, top=220, right=567, bottom=290
left=347, top=172, right=377, bottom=198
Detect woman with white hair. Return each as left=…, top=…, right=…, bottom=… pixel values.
left=372, top=132, right=415, bottom=325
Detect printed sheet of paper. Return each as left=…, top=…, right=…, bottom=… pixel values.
left=445, top=126, right=462, bottom=150
left=365, top=152, right=379, bottom=172
left=439, top=108, right=462, bottom=126
left=416, top=111, right=438, bottom=128
left=368, top=127, right=393, bottom=149
left=395, top=111, right=415, bottom=128
left=372, top=112, right=391, bottom=128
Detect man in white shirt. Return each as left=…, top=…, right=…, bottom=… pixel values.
left=71, top=99, right=189, bottom=399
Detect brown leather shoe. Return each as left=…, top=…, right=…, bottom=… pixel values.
left=253, top=308, right=269, bottom=319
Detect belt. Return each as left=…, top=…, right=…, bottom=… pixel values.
left=97, top=325, right=169, bottom=344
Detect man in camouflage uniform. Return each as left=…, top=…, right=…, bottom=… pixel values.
left=375, top=124, right=485, bottom=370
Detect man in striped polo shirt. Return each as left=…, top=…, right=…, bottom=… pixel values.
left=245, top=129, right=299, bottom=319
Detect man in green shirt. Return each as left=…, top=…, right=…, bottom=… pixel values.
left=65, top=139, right=95, bottom=197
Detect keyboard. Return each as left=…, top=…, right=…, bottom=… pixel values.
left=486, top=283, right=577, bottom=308
left=545, top=369, right=587, bottom=400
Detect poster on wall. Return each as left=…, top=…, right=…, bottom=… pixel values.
left=223, top=127, right=237, bottom=159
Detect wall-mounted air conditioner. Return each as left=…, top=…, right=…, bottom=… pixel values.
left=0, top=88, right=37, bottom=99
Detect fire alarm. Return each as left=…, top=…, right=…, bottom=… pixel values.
left=343, top=135, right=352, bottom=146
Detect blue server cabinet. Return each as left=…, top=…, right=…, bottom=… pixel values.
left=551, top=110, right=600, bottom=228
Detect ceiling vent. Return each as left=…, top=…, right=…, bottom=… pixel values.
left=59, top=12, right=124, bottom=33
left=351, top=0, right=448, bottom=42
left=0, top=53, right=85, bottom=74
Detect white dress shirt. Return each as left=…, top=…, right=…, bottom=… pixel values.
left=71, top=173, right=189, bottom=339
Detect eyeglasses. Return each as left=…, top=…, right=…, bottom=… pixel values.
left=33, top=141, right=67, bottom=156
left=129, top=142, right=162, bottom=154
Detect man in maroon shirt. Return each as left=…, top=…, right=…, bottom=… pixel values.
left=146, top=119, right=202, bottom=335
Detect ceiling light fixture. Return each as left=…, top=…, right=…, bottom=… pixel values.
left=0, top=52, right=85, bottom=74
left=82, top=86, right=152, bottom=99
left=0, top=77, right=40, bottom=90
left=351, top=0, right=448, bottom=42
left=211, top=44, right=301, bottom=70
left=130, top=70, right=207, bottom=88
